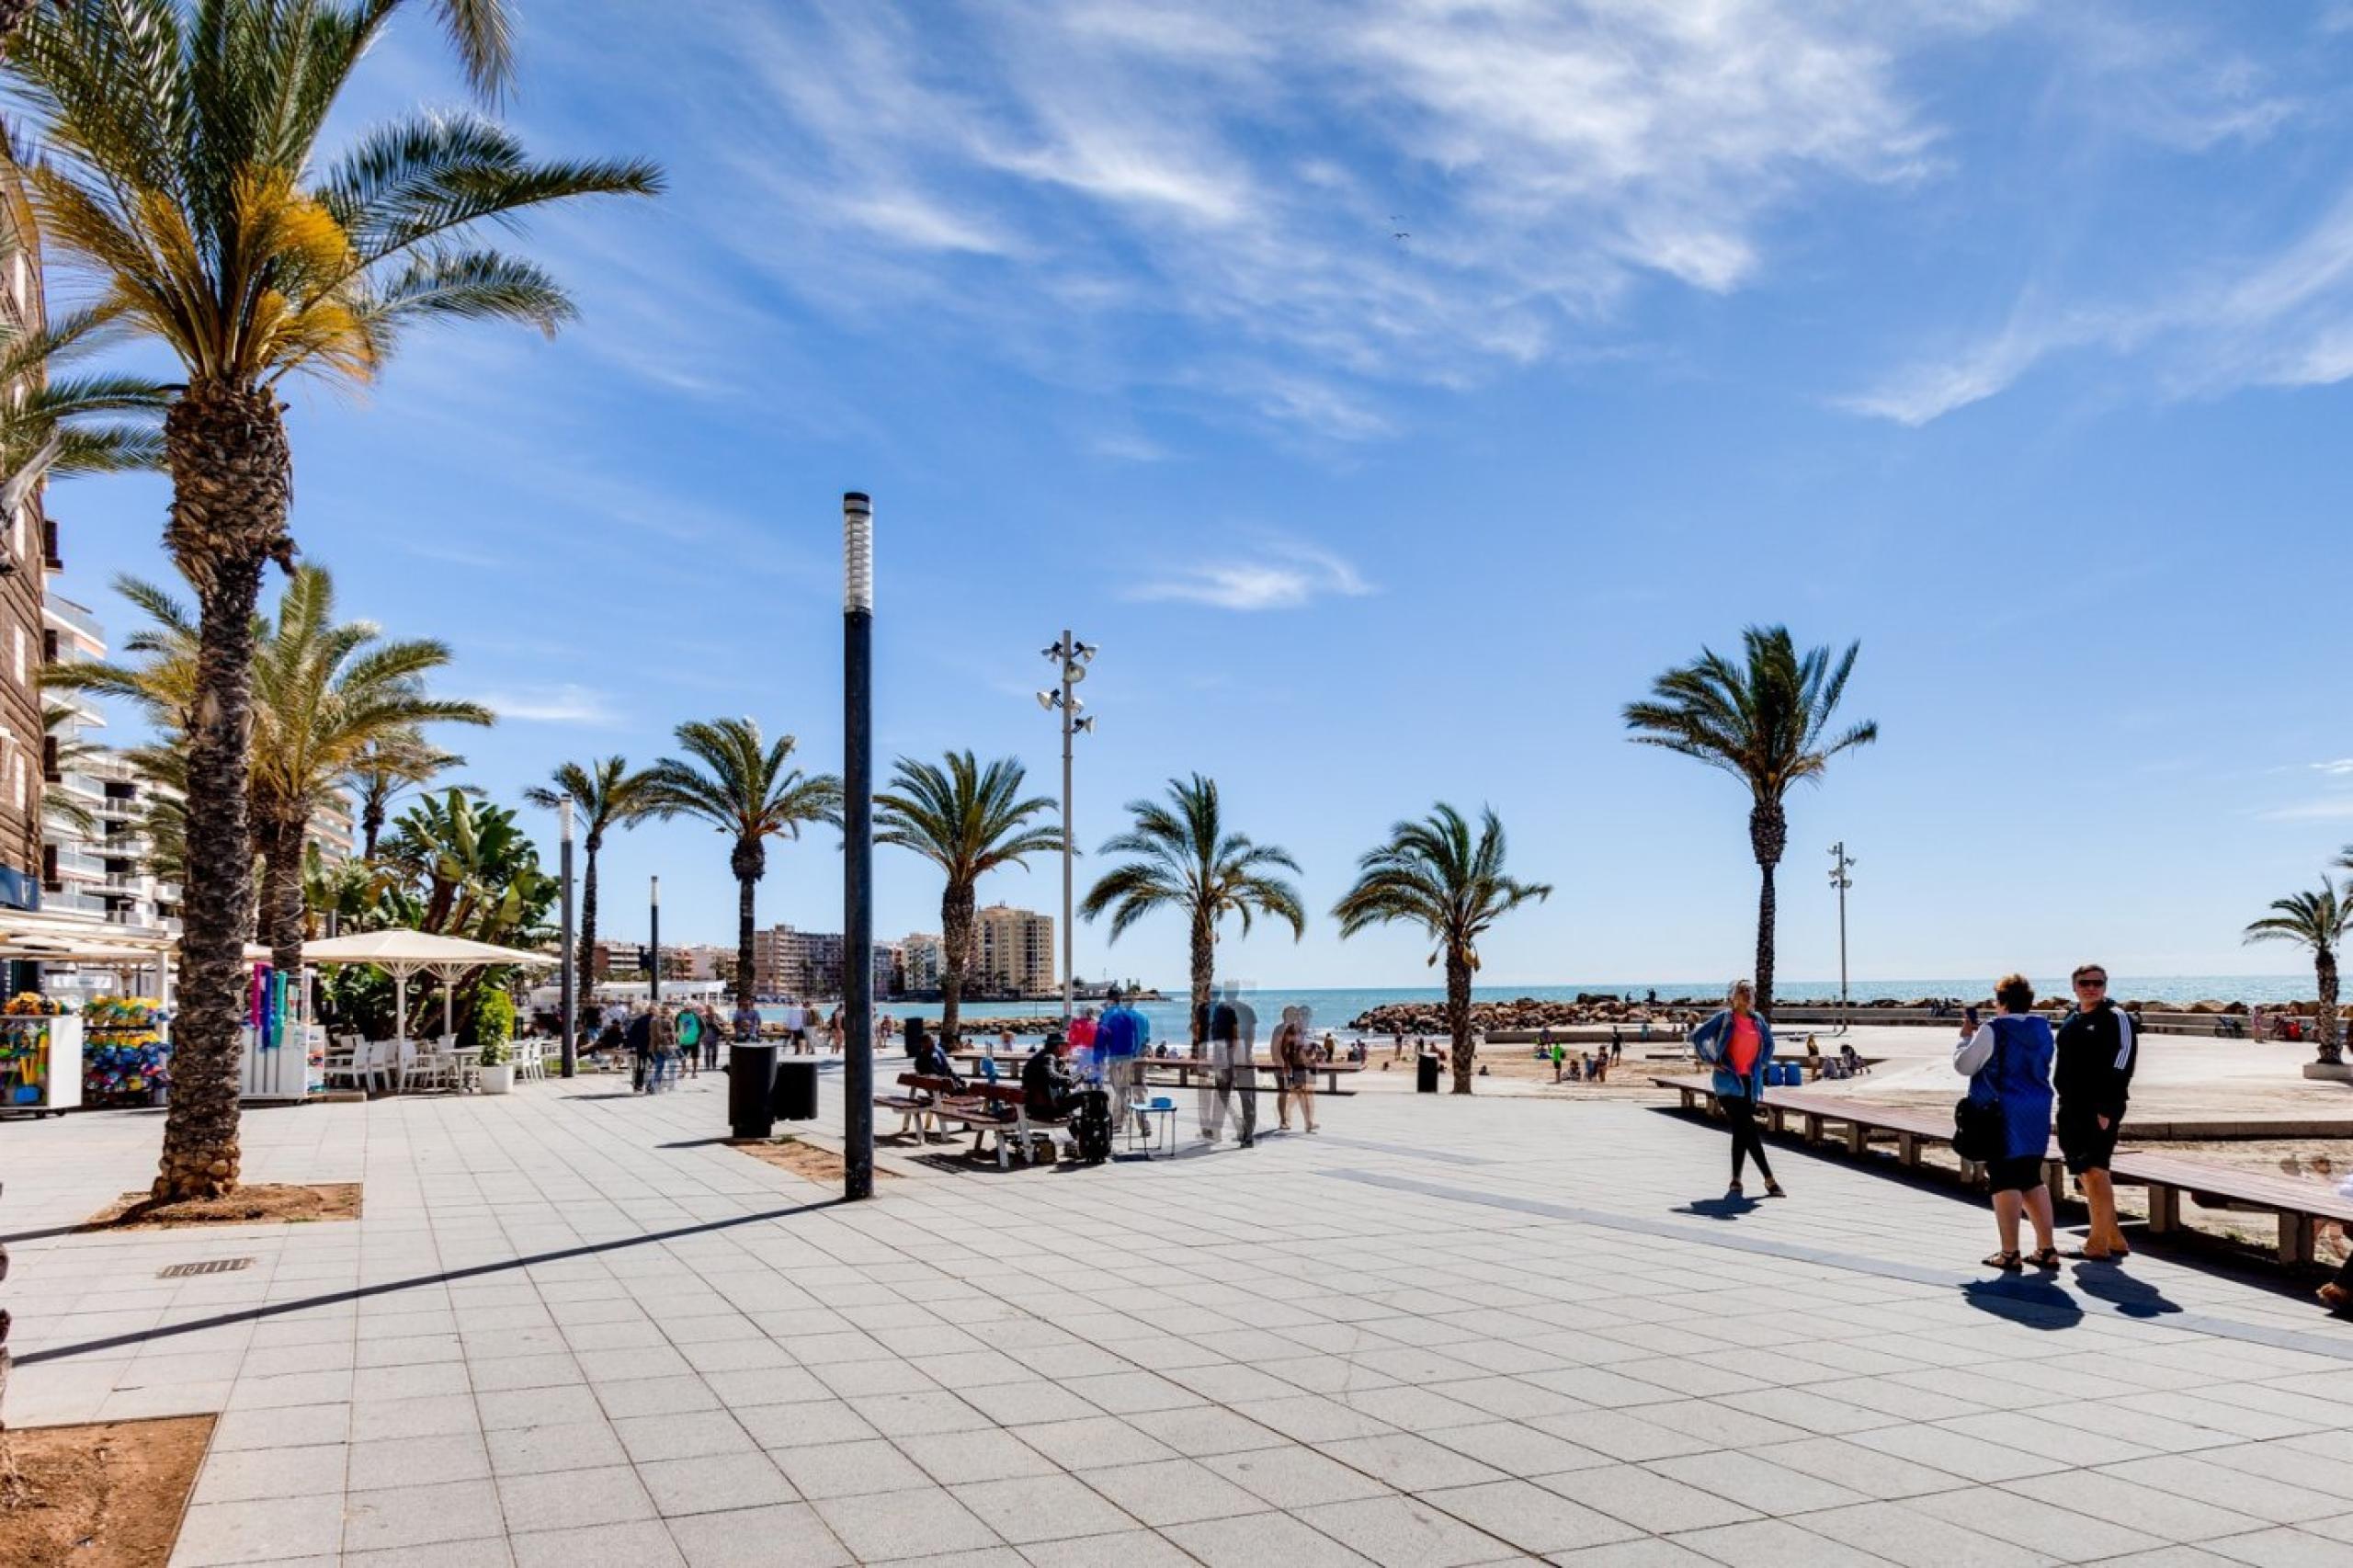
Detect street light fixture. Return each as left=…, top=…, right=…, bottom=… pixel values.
left=843, top=491, right=876, bottom=1202
left=1040, top=631, right=1095, bottom=1026
left=1827, top=843, right=1856, bottom=1036
left=558, top=798, right=576, bottom=1078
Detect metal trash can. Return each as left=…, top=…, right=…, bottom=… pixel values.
left=773, top=1058, right=819, bottom=1121
left=1415, top=1052, right=1441, bottom=1094
left=728, top=1044, right=778, bottom=1140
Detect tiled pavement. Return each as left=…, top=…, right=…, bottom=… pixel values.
left=8, top=1061, right=2353, bottom=1566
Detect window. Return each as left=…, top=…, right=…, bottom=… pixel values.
left=42, top=517, right=59, bottom=570
left=42, top=733, right=57, bottom=782
left=12, top=625, right=23, bottom=687
left=41, top=842, right=57, bottom=892
left=41, top=628, right=58, bottom=664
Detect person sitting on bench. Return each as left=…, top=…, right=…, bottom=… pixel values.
left=1023, top=1031, right=1082, bottom=1120
left=907, top=1019, right=962, bottom=1092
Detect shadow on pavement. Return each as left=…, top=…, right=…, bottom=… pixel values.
left=1961, top=1274, right=2085, bottom=1329
left=17, top=1193, right=846, bottom=1368
left=2069, top=1260, right=2184, bottom=1317
left=1674, top=1196, right=1759, bottom=1221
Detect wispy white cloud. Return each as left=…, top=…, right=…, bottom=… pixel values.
left=2313, top=759, right=2353, bottom=776
left=2258, top=795, right=2353, bottom=823
left=469, top=683, right=620, bottom=725
left=1129, top=542, right=1373, bottom=611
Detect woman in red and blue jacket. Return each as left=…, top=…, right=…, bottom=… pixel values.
left=1688, top=980, right=1784, bottom=1200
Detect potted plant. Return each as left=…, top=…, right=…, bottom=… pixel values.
left=477, top=1038, right=515, bottom=1095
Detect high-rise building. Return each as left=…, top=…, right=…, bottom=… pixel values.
left=754, top=922, right=901, bottom=999
left=2, top=166, right=54, bottom=916
left=40, top=594, right=180, bottom=934
left=902, top=932, right=946, bottom=993
left=975, top=903, right=1055, bottom=996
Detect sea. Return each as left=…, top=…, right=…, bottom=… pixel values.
left=815, top=975, right=2314, bottom=1045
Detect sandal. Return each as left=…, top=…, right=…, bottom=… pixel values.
left=1983, top=1250, right=2023, bottom=1271
left=1764, top=1182, right=1787, bottom=1199
left=1725, top=1182, right=1745, bottom=1199
left=2028, top=1247, right=2063, bottom=1270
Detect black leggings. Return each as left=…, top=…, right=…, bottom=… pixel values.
left=1722, top=1095, right=1775, bottom=1185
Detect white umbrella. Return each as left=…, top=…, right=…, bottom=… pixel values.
left=301, top=931, right=553, bottom=1045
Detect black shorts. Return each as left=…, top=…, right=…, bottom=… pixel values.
left=1986, top=1154, right=2046, bottom=1195
left=2059, top=1108, right=2119, bottom=1175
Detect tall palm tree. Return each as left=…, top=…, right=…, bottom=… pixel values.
left=347, top=730, right=468, bottom=858
left=2245, top=878, right=2348, bottom=1066
left=1623, top=626, right=1877, bottom=1014
left=647, top=719, right=843, bottom=1007
left=876, top=751, right=1063, bottom=1040
left=1333, top=804, right=1552, bottom=1094
left=1081, top=774, right=1304, bottom=1051
left=524, top=756, right=663, bottom=1003
left=11, top=0, right=658, bottom=1199
left=4, top=0, right=515, bottom=78
left=51, top=567, right=490, bottom=976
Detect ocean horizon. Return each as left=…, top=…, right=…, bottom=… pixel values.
left=855, top=974, right=2316, bottom=1042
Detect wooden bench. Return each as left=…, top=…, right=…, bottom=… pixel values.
left=2103, top=1150, right=2353, bottom=1265
left=951, top=1048, right=1363, bottom=1096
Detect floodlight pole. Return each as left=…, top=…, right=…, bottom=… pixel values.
left=843, top=492, right=876, bottom=1202
left=1828, top=843, right=1855, bottom=1036
left=559, top=799, right=577, bottom=1077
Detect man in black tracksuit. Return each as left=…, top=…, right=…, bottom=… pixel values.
left=2054, top=962, right=2137, bottom=1260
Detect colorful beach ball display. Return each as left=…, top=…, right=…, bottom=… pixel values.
left=82, top=996, right=171, bottom=1104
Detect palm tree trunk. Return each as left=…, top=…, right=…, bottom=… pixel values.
left=262, top=812, right=308, bottom=978
left=940, top=880, right=975, bottom=1041
left=1748, top=801, right=1786, bottom=1016
left=1189, top=910, right=1214, bottom=1057
left=360, top=793, right=386, bottom=859
left=735, top=867, right=756, bottom=1009
left=2318, top=949, right=2342, bottom=1066
left=153, top=382, right=290, bottom=1201
left=578, top=835, right=602, bottom=1017
left=1447, top=950, right=1473, bottom=1093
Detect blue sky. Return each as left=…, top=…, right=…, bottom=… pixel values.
left=43, top=0, right=2353, bottom=989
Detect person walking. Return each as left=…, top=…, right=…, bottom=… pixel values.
left=1069, top=1006, right=1100, bottom=1084
left=1271, top=1006, right=1300, bottom=1131
left=1202, top=982, right=1258, bottom=1146
left=626, top=1005, right=652, bottom=1093
left=1688, top=980, right=1784, bottom=1199
left=1954, top=974, right=2061, bottom=1271
left=731, top=996, right=762, bottom=1060
left=1285, top=1008, right=1321, bottom=1133
left=675, top=1004, right=702, bottom=1078
left=647, top=1005, right=678, bottom=1093
left=2055, top=962, right=2137, bottom=1261
left=1096, top=987, right=1148, bottom=1135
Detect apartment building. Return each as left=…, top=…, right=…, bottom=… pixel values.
left=1, top=165, right=52, bottom=914
left=752, top=923, right=901, bottom=999
left=975, top=903, right=1055, bottom=996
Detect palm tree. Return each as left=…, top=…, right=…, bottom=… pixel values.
left=1081, top=775, right=1304, bottom=1051
left=1333, top=804, right=1552, bottom=1093
left=10, top=0, right=658, bottom=1199
left=347, top=730, right=469, bottom=858
left=523, top=756, right=663, bottom=1005
left=2245, top=879, right=2348, bottom=1066
left=51, top=567, right=490, bottom=976
left=876, top=751, right=1063, bottom=1040
left=1623, top=626, right=1877, bottom=1014
left=39, top=700, right=100, bottom=838
left=4, top=0, right=515, bottom=77
left=646, top=720, right=843, bottom=1007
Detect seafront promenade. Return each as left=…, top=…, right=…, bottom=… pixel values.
left=9, top=1062, right=2353, bottom=1565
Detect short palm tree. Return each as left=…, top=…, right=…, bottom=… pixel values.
left=1624, top=626, right=1877, bottom=1014
left=876, top=751, right=1063, bottom=1041
left=1081, top=774, right=1304, bottom=1050
left=524, top=756, right=664, bottom=1003
left=11, top=0, right=658, bottom=1199
left=1333, top=804, right=1552, bottom=1094
left=51, top=567, right=490, bottom=976
left=2245, top=878, right=2348, bottom=1065
left=647, top=720, right=843, bottom=1007
left=347, top=730, right=469, bottom=858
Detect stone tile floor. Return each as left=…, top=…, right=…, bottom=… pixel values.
left=6, top=1061, right=2353, bottom=1565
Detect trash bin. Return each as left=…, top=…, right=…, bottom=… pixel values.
left=773, top=1058, right=819, bottom=1121
left=1415, top=1052, right=1441, bottom=1094
left=728, top=1044, right=778, bottom=1140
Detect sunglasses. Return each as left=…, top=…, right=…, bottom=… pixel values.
left=2075, top=977, right=2108, bottom=989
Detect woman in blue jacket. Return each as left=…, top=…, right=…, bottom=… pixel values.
left=1688, top=980, right=1784, bottom=1199
left=1953, top=973, right=2059, bottom=1271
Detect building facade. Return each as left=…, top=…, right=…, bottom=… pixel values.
left=752, top=922, right=901, bottom=999
left=975, top=903, right=1055, bottom=996
left=2, top=167, right=52, bottom=913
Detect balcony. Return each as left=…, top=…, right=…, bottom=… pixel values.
left=43, top=596, right=102, bottom=642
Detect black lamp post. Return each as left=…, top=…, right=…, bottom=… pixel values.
left=844, top=492, right=875, bottom=1201
left=559, top=798, right=577, bottom=1077
left=649, top=875, right=661, bottom=1011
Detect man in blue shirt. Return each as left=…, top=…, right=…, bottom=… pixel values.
left=1095, top=987, right=1150, bottom=1134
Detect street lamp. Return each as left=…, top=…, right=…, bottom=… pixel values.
left=559, top=798, right=576, bottom=1078
left=649, top=875, right=661, bottom=1011
left=1827, top=843, right=1855, bottom=1036
left=844, top=492, right=876, bottom=1201
left=1038, top=632, right=1095, bottom=1026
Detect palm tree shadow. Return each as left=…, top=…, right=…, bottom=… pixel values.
left=1675, top=1196, right=1758, bottom=1221
left=1960, top=1274, right=2084, bottom=1330
left=2069, top=1261, right=2183, bottom=1317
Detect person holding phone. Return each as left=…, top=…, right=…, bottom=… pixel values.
left=1688, top=980, right=1783, bottom=1199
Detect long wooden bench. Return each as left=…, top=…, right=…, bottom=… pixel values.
left=1655, top=1074, right=2353, bottom=1264
left=951, top=1049, right=1363, bottom=1096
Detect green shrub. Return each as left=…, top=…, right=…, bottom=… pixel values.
left=471, top=987, right=516, bottom=1052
